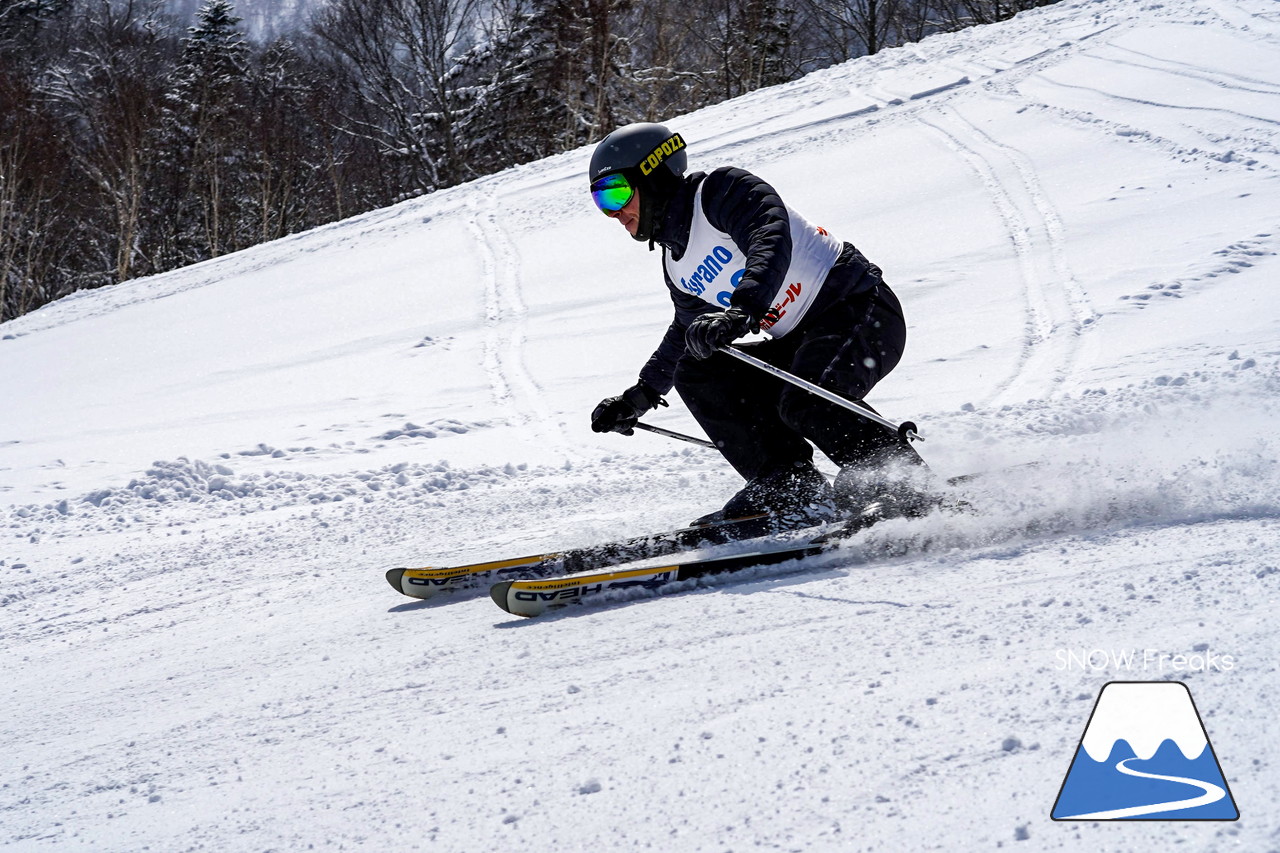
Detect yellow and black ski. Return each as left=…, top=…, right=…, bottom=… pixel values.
left=385, top=512, right=776, bottom=600
left=490, top=536, right=833, bottom=617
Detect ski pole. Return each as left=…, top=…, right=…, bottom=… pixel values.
left=634, top=421, right=717, bottom=449
left=719, top=345, right=922, bottom=442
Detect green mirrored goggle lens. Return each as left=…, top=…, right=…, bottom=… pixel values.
left=591, top=174, right=634, bottom=214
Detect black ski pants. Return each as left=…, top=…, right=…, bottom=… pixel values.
left=674, top=280, right=920, bottom=481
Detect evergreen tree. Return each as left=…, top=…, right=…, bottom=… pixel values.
left=452, top=0, right=568, bottom=173
left=453, top=0, right=632, bottom=168
left=741, top=0, right=794, bottom=90
left=162, top=0, right=251, bottom=262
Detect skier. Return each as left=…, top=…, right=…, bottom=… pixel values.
left=588, top=122, right=930, bottom=526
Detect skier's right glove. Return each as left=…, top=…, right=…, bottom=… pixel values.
left=591, top=382, right=666, bottom=435
left=684, top=306, right=756, bottom=360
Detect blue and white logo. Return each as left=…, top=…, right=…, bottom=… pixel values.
left=1051, top=681, right=1239, bottom=820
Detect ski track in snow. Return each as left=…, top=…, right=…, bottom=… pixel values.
left=472, top=191, right=517, bottom=411
left=1102, top=44, right=1280, bottom=100
left=949, top=107, right=1099, bottom=336
left=917, top=108, right=1085, bottom=405
left=1033, top=73, right=1280, bottom=133
left=469, top=191, right=579, bottom=461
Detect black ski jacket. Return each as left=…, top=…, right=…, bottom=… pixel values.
left=638, top=167, right=884, bottom=396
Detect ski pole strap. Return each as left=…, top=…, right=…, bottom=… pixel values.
left=719, top=345, right=922, bottom=442
left=634, top=421, right=717, bottom=449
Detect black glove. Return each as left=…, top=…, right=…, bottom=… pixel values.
left=591, top=382, right=666, bottom=435
left=684, top=306, right=756, bottom=360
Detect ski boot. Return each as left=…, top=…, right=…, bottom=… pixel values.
left=692, top=460, right=841, bottom=531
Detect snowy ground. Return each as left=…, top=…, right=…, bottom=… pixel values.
left=3, top=0, right=1280, bottom=849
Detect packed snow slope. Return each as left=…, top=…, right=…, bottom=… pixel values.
left=3, top=0, right=1280, bottom=849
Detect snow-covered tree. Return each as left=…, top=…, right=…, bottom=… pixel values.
left=43, top=1, right=176, bottom=285
left=0, top=0, right=76, bottom=321
left=0, top=0, right=71, bottom=44
left=316, top=0, right=480, bottom=197
left=161, top=0, right=251, bottom=261
left=452, top=0, right=636, bottom=176
left=797, top=0, right=901, bottom=62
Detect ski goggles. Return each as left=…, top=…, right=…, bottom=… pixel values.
left=590, top=173, right=634, bottom=215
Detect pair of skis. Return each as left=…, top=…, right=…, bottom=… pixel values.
left=384, top=496, right=929, bottom=617
left=385, top=512, right=841, bottom=617
left=384, top=466, right=1022, bottom=617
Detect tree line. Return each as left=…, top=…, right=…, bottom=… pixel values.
left=0, top=0, right=1056, bottom=322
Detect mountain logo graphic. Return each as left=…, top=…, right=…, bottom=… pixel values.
left=1052, top=681, right=1239, bottom=820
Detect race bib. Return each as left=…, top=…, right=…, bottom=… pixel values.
left=664, top=183, right=841, bottom=337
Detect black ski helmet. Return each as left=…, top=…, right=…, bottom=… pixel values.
left=589, top=123, right=688, bottom=243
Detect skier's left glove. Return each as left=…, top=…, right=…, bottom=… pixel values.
left=684, top=306, right=756, bottom=360
left=591, top=382, right=666, bottom=435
